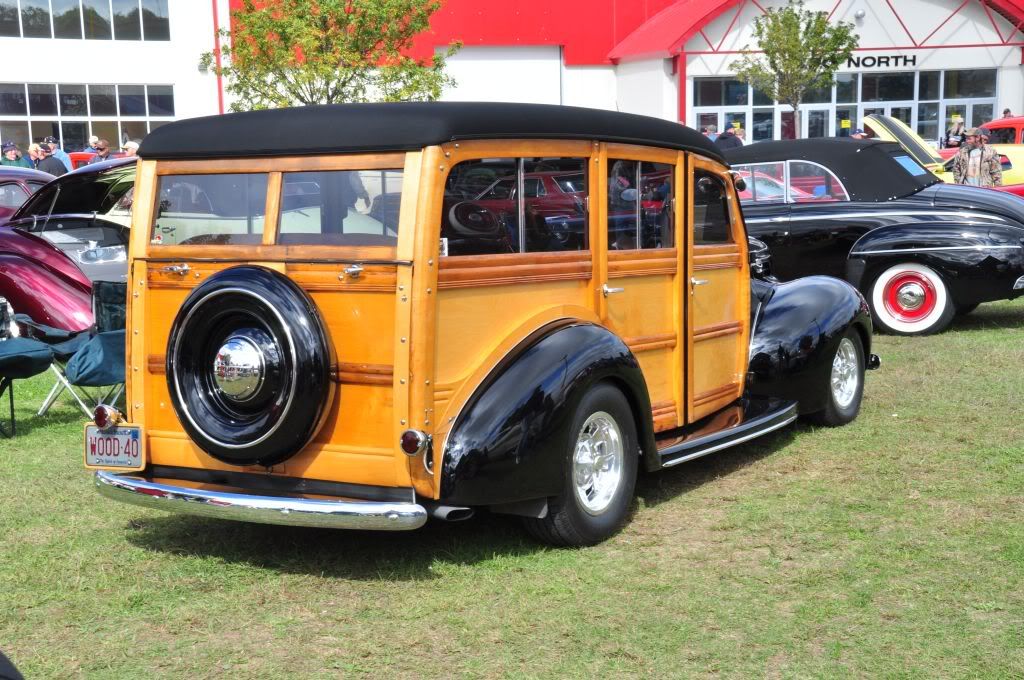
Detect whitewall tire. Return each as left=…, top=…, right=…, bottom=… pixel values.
left=870, top=263, right=954, bottom=336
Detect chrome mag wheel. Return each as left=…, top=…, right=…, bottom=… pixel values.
left=572, top=411, right=624, bottom=515
left=830, top=337, right=860, bottom=409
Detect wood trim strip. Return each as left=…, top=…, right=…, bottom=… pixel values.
left=651, top=399, right=677, bottom=433
left=694, top=382, right=740, bottom=407
left=607, top=249, right=678, bottom=278
left=625, top=333, right=677, bottom=353
left=155, top=153, right=406, bottom=175
left=337, top=362, right=393, bottom=386
left=146, top=355, right=395, bottom=387
left=650, top=400, right=676, bottom=417
left=694, top=321, right=743, bottom=342
left=693, top=260, right=741, bottom=272
left=437, top=252, right=592, bottom=289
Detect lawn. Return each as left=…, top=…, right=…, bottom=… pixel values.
left=2, top=302, right=1022, bottom=678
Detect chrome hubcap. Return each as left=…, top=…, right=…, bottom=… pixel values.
left=830, top=337, right=859, bottom=409
left=573, top=411, right=624, bottom=515
left=896, top=283, right=926, bottom=311
left=213, top=335, right=265, bottom=402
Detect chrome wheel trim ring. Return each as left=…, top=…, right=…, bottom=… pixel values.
left=573, top=411, right=624, bottom=516
left=895, top=282, right=927, bottom=311
left=830, top=337, right=859, bottom=409
left=212, top=334, right=267, bottom=402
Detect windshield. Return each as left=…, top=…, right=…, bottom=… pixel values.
left=15, top=163, right=135, bottom=221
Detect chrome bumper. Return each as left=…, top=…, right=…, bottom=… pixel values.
left=94, top=471, right=428, bottom=531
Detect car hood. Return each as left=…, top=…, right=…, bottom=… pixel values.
left=0, top=227, right=92, bottom=291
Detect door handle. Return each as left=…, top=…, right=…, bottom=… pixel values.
left=602, top=284, right=625, bottom=297
left=161, top=263, right=190, bottom=276
left=690, top=277, right=709, bottom=293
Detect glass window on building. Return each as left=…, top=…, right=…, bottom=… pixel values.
left=835, top=106, right=856, bottom=138
left=52, top=0, right=82, bottom=38
left=944, top=70, right=996, bottom=99
left=861, top=72, right=915, bottom=102
left=836, top=74, right=857, bottom=104
left=118, top=85, right=146, bottom=116
left=27, top=83, right=57, bottom=116
left=120, top=120, right=147, bottom=145
left=82, top=0, right=112, bottom=39
left=89, top=84, right=116, bottom=115
left=59, top=84, right=87, bottom=115
left=61, top=121, right=89, bottom=151
left=30, top=120, right=59, bottom=144
left=90, top=120, right=119, bottom=146
left=803, top=84, right=831, bottom=105
left=141, top=0, right=169, bottom=40
left=113, top=0, right=142, bottom=39
left=752, top=109, right=774, bottom=142
left=695, top=78, right=748, bottom=107
left=147, top=85, right=174, bottom=116
left=919, top=71, right=941, bottom=100
left=20, top=0, right=50, bottom=38
left=698, top=112, right=718, bottom=133
left=0, top=1, right=19, bottom=36
left=918, top=102, right=939, bottom=142
left=972, top=104, right=994, bottom=127
left=0, top=84, right=27, bottom=115
left=725, top=111, right=747, bottom=135
left=752, top=87, right=773, bottom=106
left=0, top=121, right=29, bottom=148
left=806, top=110, right=829, bottom=138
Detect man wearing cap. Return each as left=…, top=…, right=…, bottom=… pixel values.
left=849, top=128, right=869, bottom=140
left=121, top=140, right=139, bottom=157
left=952, top=128, right=1002, bottom=188
left=1, top=142, right=32, bottom=169
left=35, top=143, right=67, bottom=177
left=43, top=136, right=72, bottom=172
left=81, top=135, right=99, bottom=153
left=87, top=139, right=112, bottom=165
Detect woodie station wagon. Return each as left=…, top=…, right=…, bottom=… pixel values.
left=88, top=103, right=879, bottom=546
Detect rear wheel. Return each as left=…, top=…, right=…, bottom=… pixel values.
left=806, top=329, right=865, bottom=427
left=870, top=263, right=954, bottom=335
left=524, top=383, right=638, bottom=546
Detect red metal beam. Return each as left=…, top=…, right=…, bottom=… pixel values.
left=212, top=0, right=224, bottom=115
left=884, top=0, right=919, bottom=46
left=677, top=54, right=687, bottom=123
left=980, top=0, right=1007, bottom=42
left=716, top=0, right=747, bottom=52
left=919, top=0, right=970, bottom=47
left=827, top=0, right=843, bottom=21
left=698, top=28, right=716, bottom=51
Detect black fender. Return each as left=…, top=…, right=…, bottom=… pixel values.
left=747, top=275, right=872, bottom=415
left=439, top=320, right=655, bottom=507
left=846, top=223, right=1024, bottom=306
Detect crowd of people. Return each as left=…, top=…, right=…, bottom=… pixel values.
left=0, top=135, right=139, bottom=177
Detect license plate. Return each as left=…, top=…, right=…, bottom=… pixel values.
left=84, top=424, right=145, bottom=471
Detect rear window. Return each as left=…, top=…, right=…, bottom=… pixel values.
left=17, top=164, right=134, bottom=218
left=152, top=173, right=268, bottom=246
left=278, top=169, right=403, bottom=246
left=892, top=154, right=929, bottom=177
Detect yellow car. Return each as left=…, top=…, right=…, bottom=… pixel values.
left=864, top=114, right=1024, bottom=186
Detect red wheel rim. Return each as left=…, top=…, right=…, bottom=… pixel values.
left=883, top=272, right=937, bottom=322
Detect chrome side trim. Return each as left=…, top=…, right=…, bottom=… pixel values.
left=851, top=245, right=1023, bottom=256
left=95, top=471, right=428, bottom=530
left=661, top=414, right=798, bottom=469
left=1014, top=275, right=1024, bottom=290
left=745, top=210, right=1008, bottom=224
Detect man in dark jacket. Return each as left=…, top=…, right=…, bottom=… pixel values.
left=36, top=143, right=68, bottom=177
left=714, top=127, right=743, bottom=151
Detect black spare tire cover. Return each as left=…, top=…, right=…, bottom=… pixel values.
left=166, top=265, right=334, bottom=466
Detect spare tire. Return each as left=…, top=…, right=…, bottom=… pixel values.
left=166, top=265, right=334, bottom=466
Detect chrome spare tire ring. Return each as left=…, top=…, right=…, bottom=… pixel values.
left=166, top=266, right=335, bottom=467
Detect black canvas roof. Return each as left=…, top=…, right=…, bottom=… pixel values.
left=138, top=102, right=723, bottom=163
left=725, top=139, right=940, bottom=202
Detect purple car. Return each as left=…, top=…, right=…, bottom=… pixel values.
left=0, top=166, right=53, bottom=224
left=1, top=158, right=134, bottom=332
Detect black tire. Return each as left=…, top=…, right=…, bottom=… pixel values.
left=805, top=329, right=865, bottom=427
left=523, top=383, right=638, bottom=546
left=869, top=262, right=955, bottom=336
left=166, top=266, right=334, bottom=466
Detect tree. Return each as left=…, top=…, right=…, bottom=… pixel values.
left=730, top=0, right=858, bottom=138
left=200, top=0, right=460, bottom=111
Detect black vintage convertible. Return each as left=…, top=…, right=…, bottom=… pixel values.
left=727, top=139, right=1024, bottom=335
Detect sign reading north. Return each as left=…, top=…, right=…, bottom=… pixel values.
left=847, top=55, right=918, bottom=69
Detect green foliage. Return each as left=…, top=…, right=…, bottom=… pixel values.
left=199, top=0, right=460, bottom=111
left=731, top=0, right=858, bottom=134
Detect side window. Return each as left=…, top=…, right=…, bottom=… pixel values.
left=441, top=157, right=588, bottom=256
left=734, top=162, right=786, bottom=204
left=693, top=169, right=733, bottom=245
left=788, top=161, right=849, bottom=202
left=0, top=182, right=27, bottom=209
left=152, top=173, right=268, bottom=246
left=607, top=159, right=673, bottom=250
left=278, top=169, right=403, bottom=246
left=988, top=128, right=1015, bottom=145
left=25, top=181, right=45, bottom=195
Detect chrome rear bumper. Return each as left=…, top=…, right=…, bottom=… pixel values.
left=94, top=471, right=428, bottom=531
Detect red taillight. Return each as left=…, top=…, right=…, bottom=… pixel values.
left=94, top=404, right=122, bottom=430
left=400, top=429, right=427, bottom=456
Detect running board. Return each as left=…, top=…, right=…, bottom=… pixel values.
left=656, top=397, right=798, bottom=469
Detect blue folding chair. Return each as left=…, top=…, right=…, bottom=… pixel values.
left=0, top=336, right=54, bottom=436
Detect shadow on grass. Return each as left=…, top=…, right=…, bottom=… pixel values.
left=126, top=509, right=546, bottom=581
left=7, top=405, right=86, bottom=437
left=636, top=424, right=798, bottom=508
left=126, top=426, right=801, bottom=578
left=949, top=302, right=1024, bottom=333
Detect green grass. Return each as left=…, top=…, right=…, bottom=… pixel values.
left=2, top=301, right=1023, bottom=678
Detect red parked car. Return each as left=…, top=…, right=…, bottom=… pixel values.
left=0, top=166, right=54, bottom=224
